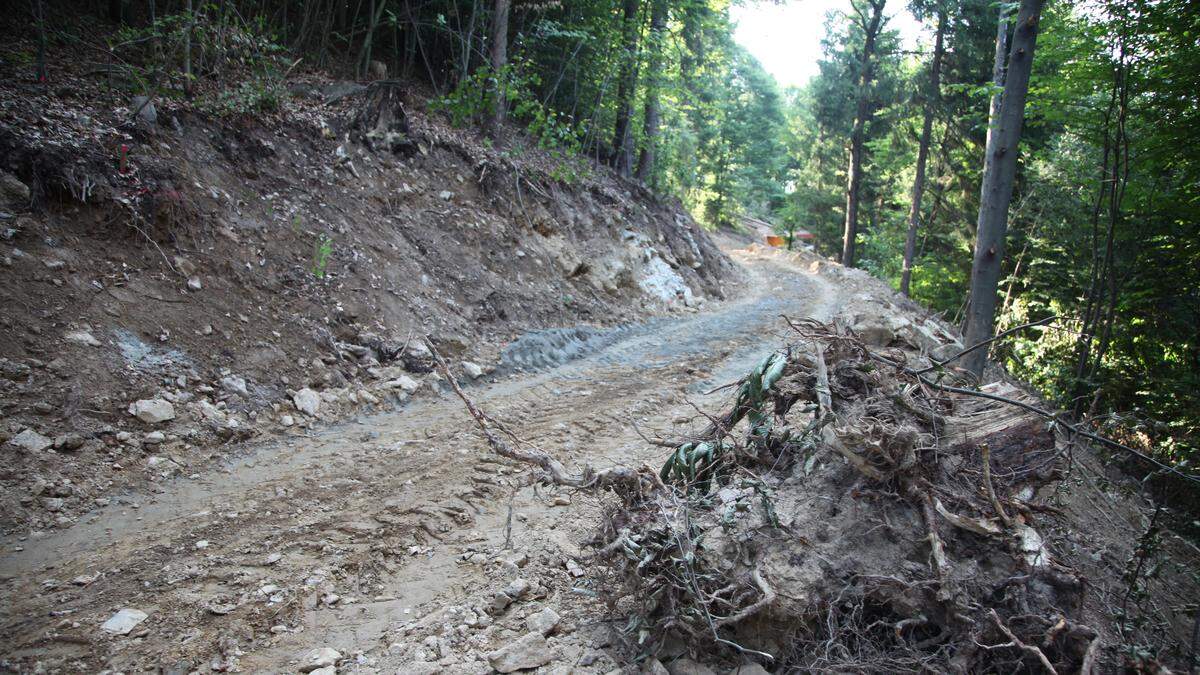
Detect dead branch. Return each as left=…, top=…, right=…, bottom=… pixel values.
left=913, top=315, right=1057, bottom=375
left=425, top=336, right=647, bottom=494
left=813, top=342, right=885, bottom=481
left=981, top=443, right=1012, bottom=527
left=984, top=609, right=1059, bottom=674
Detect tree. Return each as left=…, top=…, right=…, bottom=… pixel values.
left=962, top=0, right=1047, bottom=377
left=488, top=0, right=510, bottom=142
left=612, top=0, right=641, bottom=177
left=635, top=0, right=667, bottom=182
left=900, top=7, right=945, bottom=296
left=840, top=0, right=887, bottom=268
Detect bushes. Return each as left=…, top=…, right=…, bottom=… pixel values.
left=108, top=3, right=289, bottom=116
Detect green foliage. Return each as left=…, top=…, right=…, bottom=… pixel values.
left=108, top=3, right=288, bottom=115
left=311, top=235, right=333, bottom=279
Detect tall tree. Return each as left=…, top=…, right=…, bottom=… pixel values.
left=900, top=8, right=946, bottom=296
left=962, top=0, right=1047, bottom=377
left=635, top=0, right=667, bottom=182
left=488, top=0, right=510, bottom=142
left=612, top=0, right=641, bottom=177
left=840, top=0, right=887, bottom=267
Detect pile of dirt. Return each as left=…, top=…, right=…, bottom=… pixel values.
left=0, top=19, right=737, bottom=535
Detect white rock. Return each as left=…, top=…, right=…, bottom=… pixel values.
left=487, top=632, right=553, bottom=673
left=8, top=429, right=52, bottom=452
left=280, top=414, right=295, bottom=427
left=128, top=399, right=176, bottom=424
left=525, top=607, right=560, bottom=635
left=221, top=375, right=249, bottom=397
left=187, top=276, right=202, bottom=291
left=143, top=431, right=165, bottom=444
left=293, top=388, right=321, bottom=416
left=728, top=664, right=770, bottom=675
left=64, top=330, right=102, bottom=347
left=384, top=375, right=420, bottom=394
left=308, top=668, right=336, bottom=675
left=462, top=361, right=484, bottom=379
left=100, top=608, right=148, bottom=635
left=299, top=647, right=341, bottom=672
left=438, top=190, right=454, bottom=201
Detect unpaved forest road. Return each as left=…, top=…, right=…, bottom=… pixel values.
left=0, top=244, right=842, bottom=674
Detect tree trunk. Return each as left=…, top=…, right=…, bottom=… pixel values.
left=900, top=10, right=945, bottom=297
left=961, top=0, right=1046, bottom=378
left=840, top=0, right=886, bottom=268
left=612, top=0, right=640, bottom=177
left=359, top=0, right=387, bottom=79
left=488, top=0, right=510, bottom=142
left=183, top=0, right=194, bottom=96
left=33, top=0, right=48, bottom=83
left=635, top=0, right=666, bottom=182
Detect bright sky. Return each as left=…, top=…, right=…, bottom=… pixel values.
left=730, top=0, right=927, bottom=89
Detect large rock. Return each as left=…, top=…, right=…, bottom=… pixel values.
left=487, top=631, right=554, bottom=673
left=384, top=375, right=420, bottom=394
left=9, top=429, right=52, bottom=452
left=298, top=647, right=341, bottom=673
left=100, top=608, right=148, bottom=635
left=462, top=361, right=484, bottom=380
left=128, top=399, right=176, bottom=424
left=292, top=388, right=321, bottom=416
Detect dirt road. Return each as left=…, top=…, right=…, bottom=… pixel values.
left=0, top=244, right=842, bottom=674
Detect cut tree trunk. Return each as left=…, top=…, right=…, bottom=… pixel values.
left=840, top=0, right=886, bottom=268
left=962, top=0, right=1046, bottom=378
left=900, top=10, right=945, bottom=297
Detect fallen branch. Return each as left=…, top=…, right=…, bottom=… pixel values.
left=913, top=315, right=1057, bottom=375
left=425, top=336, right=648, bottom=494
left=981, top=443, right=1012, bottom=527
left=984, top=609, right=1059, bottom=674
left=813, top=342, right=885, bottom=481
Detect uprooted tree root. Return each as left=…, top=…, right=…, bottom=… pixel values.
left=428, top=322, right=1104, bottom=673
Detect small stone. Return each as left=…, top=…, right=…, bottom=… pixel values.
left=487, top=632, right=553, bottom=673
left=642, top=660, right=670, bottom=675
left=195, top=540, right=210, bottom=549
left=264, top=552, right=282, bottom=565
left=299, top=647, right=341, bottom=673
left=728, top=664, right=770, bottom=675
left=280, top=414, right=295, bottom=427
left=42, top=497, right=64, bottom=512
left=293, top=388, right=321, bottom=416
left=144, top=431, right=166, bottom=444
left=385, top=375, right=420, bottom=394
left=551, top=495, right=571, bottom=507
left=8, top=429, right=52, bottom=452
left=308, top=668, right=336, bottom=675
left=665, top=658, right=717, bottom=675
left=54, top=433, right=86, bottom=451
left=438, top=190, right=454, bottom=201
left=462, top=361, right=484, bottom=379
left=100, top=608, right=148, bottom=635
left=221, top=375, right=249, bottom=398
left=187, top=276, right=202, bottom=291
left=505, top=578, right=531, bottom=599
left=128, top=398, right=176, bottom=424
left=64, top=330, right=101, bottom=347
left=526, top=607, right=561, bottom=635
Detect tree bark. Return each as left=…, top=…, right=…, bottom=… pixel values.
left=612, top=0, right=640, bottom=177
left=962, top=0, right=1046, bottom=378
left=900, top=10, right=945, bottom=297
left=840, top=0, right=886, bottom=268
left=488, top=0, right=510, bottom=142
left=635, top=0, right=666, bottom=182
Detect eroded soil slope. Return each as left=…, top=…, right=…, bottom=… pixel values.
left=0, top=35, right=737, bottom=534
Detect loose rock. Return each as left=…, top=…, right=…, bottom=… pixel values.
left=293, top=388, right=321, bottom=416
left=526, top=607, right=561, bottom=635
left=9, top=429, right=52, bottom=452
left=298, top=647, right=341, bottom=673
left=100, top=608, right=148, bottom=635
left=129, top=399, right=176, bottom=424
left=487, top=631, right=554, bottom=673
